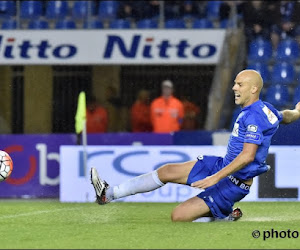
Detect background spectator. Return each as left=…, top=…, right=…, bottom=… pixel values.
left=180, top=1, right=207, bottom=21
left=164, top=0, right=183, bottom=19
left=270, top=0, right=300, bottom=49
left=180, top=95, right=201, bottom=131
left=103, top=86, right=128, bottom=132
left=241, top=1, right=271, bottom=46
left=150, top=80, right=184, bottom=133
left=137, top=0, right=160, bottom=20
left=219, top=1, right=243, bottom=22
left=117, top=1, right=139, bottom=22
left=86, top=95, right=108, bottom=133
left=130, top=89, right=152, bottom=132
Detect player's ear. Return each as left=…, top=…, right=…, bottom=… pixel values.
left=251, top=86, right=258, bottom=94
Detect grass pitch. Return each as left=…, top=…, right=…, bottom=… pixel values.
left=1, top=200, right=300, bottom=249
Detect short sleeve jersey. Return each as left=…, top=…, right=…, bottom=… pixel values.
left=223, top=100, right=283, bottom=180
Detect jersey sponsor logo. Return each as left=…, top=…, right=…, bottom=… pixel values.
left=262, top=106, right=278, bottom=125
left=247, top=124, right=258, bottom=132
left=232, top=123, right=239, bottom=137
left=245, top=133, right=260, bottom=141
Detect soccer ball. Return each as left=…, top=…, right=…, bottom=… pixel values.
left=0, top=150, right=13, bottom=182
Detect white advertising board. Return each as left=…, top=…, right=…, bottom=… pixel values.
left=60, top=146, right=300, bottom=203
left=0, top=30, right=225, bottom=65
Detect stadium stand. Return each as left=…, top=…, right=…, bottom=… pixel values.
left=98, top=0, right=119, bottom=21
left=294, top=85, right=300, bottom=105
left=45, top=0, right=69, bottom=20
left=219, top=18, right=235, bottom=29
left=20, top=0, right=43, bottom=20
left=271, top=62, right=295, bottom=86
left=72, top=1, right=95, bottom=20
left=109, top=18, right=131, bottom=29
left=1, top=18, right=16, bottom=29
left=55, top=18, right=76, bottom=29
left=247, top=38, right=273, bottom=63
left=247, top=62, right=271, bottom=85
left=206, top=0, right=222, bottom=21
left=83, top=19, right=104, bottom=29
left=136, top=19, right=158, bottom=29
left=265, top=84, right=290, bottom=109
left=0, top=0, right=16, bottom=18
left=165, top=18, right=186, bottom=29
left=192, top=18, right=214, bottom=29
left=275, top=38, right=300, bottom=63
left=28, top=18, right=49, bottom=29
left=2, top=0, right=300, bottom=132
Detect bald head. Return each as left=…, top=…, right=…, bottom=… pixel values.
left=233, top=69, right=263, bottom=107
left=236, top=70, right=263, bottom=93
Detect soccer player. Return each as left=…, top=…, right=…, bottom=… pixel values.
left=91, top=70, right=300, bottom=222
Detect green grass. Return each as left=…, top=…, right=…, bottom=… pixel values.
left=1, top=200, right=300, bottom=249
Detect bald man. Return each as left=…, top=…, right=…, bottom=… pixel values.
left=91, top=70, right=300, bottom=222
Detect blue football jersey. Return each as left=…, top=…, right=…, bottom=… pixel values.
left=223, top=100, right=283, bottom=180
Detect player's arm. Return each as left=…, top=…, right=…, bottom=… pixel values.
left=191, top=143, right=258, bottom=189
left=280, top=102, right=300, bottom=124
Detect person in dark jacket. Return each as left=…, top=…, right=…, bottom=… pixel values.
left=269, top=0, right=300, bottom=49
left=241, top=1, right=271, bottom=46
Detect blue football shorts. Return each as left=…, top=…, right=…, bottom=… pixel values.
left=186, top=156, right=250, bottom=219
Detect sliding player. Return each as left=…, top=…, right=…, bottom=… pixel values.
left=91, top=70, right=300, bottom=222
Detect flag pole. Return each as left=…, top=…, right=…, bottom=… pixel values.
left=75, top=91, right=88, bottom=178
left=82, top=119, right=88, bottom=178
left=75, top=91, right=89, bottom=201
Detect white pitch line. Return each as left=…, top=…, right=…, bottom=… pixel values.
left=0, top=207, right=82, bottom=220
left=242, top=216, right=300, bottom=222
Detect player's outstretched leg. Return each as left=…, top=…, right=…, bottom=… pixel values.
left=90, top=161, right=196, bottom=205
left=171, top=196, right=211, bottom=222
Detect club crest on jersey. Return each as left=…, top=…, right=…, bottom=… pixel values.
left=247, top=124, right=258, bottom=132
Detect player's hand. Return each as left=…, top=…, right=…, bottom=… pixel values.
left=191, top=174, right=220, bottom=189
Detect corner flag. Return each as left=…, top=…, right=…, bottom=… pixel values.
left=75, top=91, right=86, bottom=134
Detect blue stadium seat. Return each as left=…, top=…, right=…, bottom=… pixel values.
left=192, top=18, right=213, bottom=29
left=271, top=62, right=295, bottom=85
left=275, top=38, right=300, bottom=62
left=165, top=19, right=186, bottom=29
left=248, top=38, right=273, bottom=63
left=98, top=0, right=119, bottom=21
left=265, top=84, right=290, bottom=108
left=0, top=1, right=16, bottom=18
left=1, top=18, right=16, bottom=29
left=72, top=1, right=96, bottom=20
left=220, top=18, right=236, bottom=29
left=55, top=19, right=76, bottom=29
left=83, top=19, right=103, bottom=29
left=293, top=86, right=300, bottom=105
left=247, top=62, right=270, bottom=84
left=136, top=19, right=158, bottom=29
left=28, top=19, right=49, bottom=29
left=109, top=19, right=130, bottom=29
left=46, top=1, right=69, bottom=20
left=20, top=1, right=43, bottom=19
left=206, top=1, right=222, bottom=20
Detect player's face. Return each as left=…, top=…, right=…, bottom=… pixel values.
left=232, top=76, right=252, bottom=107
